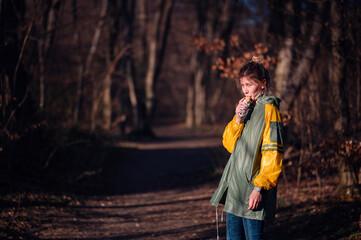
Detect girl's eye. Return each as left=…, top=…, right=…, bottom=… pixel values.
left=241, top=83, right=252, bottom=87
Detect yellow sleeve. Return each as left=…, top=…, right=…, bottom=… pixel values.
left=222, top=115, right=244, bottom=153
left=254, top=104, right=284, bottom=190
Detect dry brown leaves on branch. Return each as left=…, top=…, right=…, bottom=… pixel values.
left=300, top=137, right=361, bottom=174
left=192, top=34, right=276, bottom=79
left=192, top=37, right=225, bottom=52
left=340, top=139, right=361, bottom=163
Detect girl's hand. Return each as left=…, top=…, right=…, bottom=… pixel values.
left=248, top=189, right=262, bottom=210
left=235, top=98, right=249, bottom=123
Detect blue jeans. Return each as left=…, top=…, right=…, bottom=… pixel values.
left=226, top=213, right=264, bottom=240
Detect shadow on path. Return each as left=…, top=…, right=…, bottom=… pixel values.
left=100, top=122, right=226, bottom=195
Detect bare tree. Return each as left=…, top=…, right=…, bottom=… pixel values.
left=187, top=0, right=236, bottom=127
left=208, top=0, right=238, bottom=124
left=0, top=0, right=35, bottom=168
left=144, top=0, right=174, bottom=131
left=185, top=82, right=195, bottom=127
left=90, top=0, right=108, bottom=131
left=280, top=1, right=326, bottom=113
left=70, top=0, right=109, bottom=131
left=186, top=1, right=207, bottom=128
left=273, top=0, right=300, bottom=98
left=102, top=0, right=122, bottom=130
left=103, top=47, right=129, bottom=130
left=329, top=0, right=355, bottom=196
left=329, top=0, right=349, bottom=134
left=72, top=0, right=83, bottom=125
left=122, top=0, right=138, bottom=130
left=37, top=0, right=61, bottom=110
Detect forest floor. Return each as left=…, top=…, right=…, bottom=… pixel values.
left=0, top=121, right=360, bottom=240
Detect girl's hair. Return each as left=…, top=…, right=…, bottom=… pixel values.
left=236, top=58, right=270, bottom=90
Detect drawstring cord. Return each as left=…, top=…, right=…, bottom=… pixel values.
left=216, top=207, right=219, bottom=240
left=216, top=207, right=225, bottom=240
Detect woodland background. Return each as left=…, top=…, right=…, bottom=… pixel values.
left=0, top=0, right=361, bottom=238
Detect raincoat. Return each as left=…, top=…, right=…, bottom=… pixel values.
left=210, top=95, right=284, bottom=220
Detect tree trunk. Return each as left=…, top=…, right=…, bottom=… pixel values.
left=121, top=0, right=138, bottom=130
left=194, top=56, right=206, bottom=127
left=103, top=47, right=128, bottom=130
left=274, top=37, right=293, bottom=98
left=73, top=63, right=84, bottom=125
left=186, top=1, right=207, bottom=128
left=44, top=0, right=60, bottom=53
left=209, top=0, right=236, bottom=124
left=38, top=39, right=45, bottom=110
left=89, top=0, right=108, bottom=131
left=144, top=0, right=174, bottom=130
left=209, top=78, right=224, bottom=124
left=144, top=26, right=158, bottom=127
left=188, top=0, right=236, bottom=126
left=308, top=55, right=322, bottom=124
left=102, top=76, right=112, bottom=131
left=126, top=57, right=139, bottom=129
left=102, top=74, right=112, bottom=131
left=185, top=83, right=194, bottom=128
left=102, top=0, right=121, bottom=131
left=72, top=0, right=82, bottom=125
left=280, top=2, right=325, bottom=112
left=357, top=63, right=360, bottom=119
left=38, top=0, right=61, bottom=110
left=85, top=0, right=107, bottom=76
left=329, top=0, right=348, bottom=133
left=138, top=0, right=147, bottom=64
left=329, top=0, right=355, bottom=198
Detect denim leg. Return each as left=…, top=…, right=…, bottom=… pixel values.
left=242, top=217, right=264, bottom=240
left=226, top=213, right=246, bottom=240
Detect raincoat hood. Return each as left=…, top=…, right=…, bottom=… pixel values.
left=257, top=95, right=281, bottom=108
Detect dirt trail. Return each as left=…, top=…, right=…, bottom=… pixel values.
left=113, top=123, right=223, bottom=194
left=32, top=123, right=226, bottom=239
left=10, top=123, right=360, bottom=240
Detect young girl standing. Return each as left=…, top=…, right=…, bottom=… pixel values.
left=210, top=58, right=284, bottom=240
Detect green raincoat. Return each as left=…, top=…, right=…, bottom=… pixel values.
left=210, top=95, right=284, bottom=220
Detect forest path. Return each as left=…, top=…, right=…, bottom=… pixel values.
left=113, top=122, right=223, bottom=194
left=20, top=123, right=359, bottom=240
left=0, top=124, right=361, bottom=240
left=33, top=122, right=226, bottom=239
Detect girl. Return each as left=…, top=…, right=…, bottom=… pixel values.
left=210, top=57, right=284, bottom=240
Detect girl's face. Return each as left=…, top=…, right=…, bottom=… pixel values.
left=240, top=77, right=265, bottom=101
